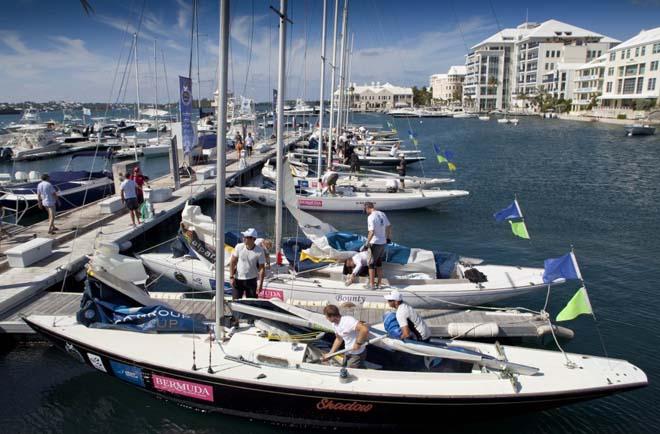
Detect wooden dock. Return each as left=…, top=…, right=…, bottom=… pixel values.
left=0, top=290, right=573, bottom=340
left=0, top=133, right=304, bottom=321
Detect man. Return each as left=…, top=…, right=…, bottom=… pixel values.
left=342, top=250, right=369, bottom=286
left=245, top=132, right=254, bottom=157
left=230, top=228, right=266, bottom=299
left=120, top=172, right=141, bottom=226
left=321, top=170, right=339, bottom=196
left=37, top=173, right=59, bottom=234
left=322, top=304, right=370, bottom=368
left=384, top=290, right=430, bottom=341
left=396, top=154, right=407, bottom=188
left=254, top=237, right=273, bottom=269
left=349, top=151, right=360, bottom=178
left=364, top=202, right=392, bottom=289
left=389, top=142, right=400, bottom=157
left=131, top=166, right=149, bottom=204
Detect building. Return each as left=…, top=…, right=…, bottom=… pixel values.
left=599, top=27, right=660, bottom=110
left=338, top=82, right=413, bottom=111
left=429, top=66, right=466, bottom=103
left=541, top=62, right=583, bottom=101
left=463, top=19, right=619, bottom=111
left=571, top=55, right=606, bottom=112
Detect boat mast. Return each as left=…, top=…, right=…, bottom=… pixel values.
left=326, top=0, right=339, bottom=170
left=316, top=0, right=328, bottom=177
left=215, top=0, right=230, bottom=340
left=134, top=33, right=141, bottom=121
left=336, top=0, right=349, bottom=137
left=154, top=39, right=159, bottom=141
left=274, top=0, right=288, bottom=261
left=344, top=33, right=354, bottom=129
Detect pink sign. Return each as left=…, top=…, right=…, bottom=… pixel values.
left=299, top=199, right=323, bottom=207
left=152, top=374, right=214, bottom=402
left=259, top=288, right=284, bottom=301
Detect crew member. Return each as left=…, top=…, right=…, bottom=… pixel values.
left=230, top=228, right=266, bottom=299
left=364, top=202, right=392, bottom=289
left=322, top=304, right=370, bottom=368
left=342, top=250, right=370, bottom=285
left=384, top=289, right=431, bottom=341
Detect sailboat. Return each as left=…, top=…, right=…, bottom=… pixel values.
left=23, top=1, right=647, bottom=427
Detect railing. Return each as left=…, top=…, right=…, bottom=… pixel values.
left=576, top=74, right=599, bottom=81
left=0, top=189, right=30, bottom=226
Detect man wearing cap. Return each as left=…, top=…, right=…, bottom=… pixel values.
left=229, top=228, right=266, bottom=299
left=342, top=250, right=370, bottom=285
left=385, top=290, right=430, bottom=341
left=322, top=304, right=370, bottom=368
left=364, top=202, right=392, bottom=289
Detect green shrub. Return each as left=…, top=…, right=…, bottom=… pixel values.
left=617, top=114, right=627, bottom=120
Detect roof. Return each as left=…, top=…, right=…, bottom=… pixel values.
left=339, top=82, right=413, bottom=96
left=448, top=65, right=467, bottom=76
left=576, top=54, right=607, bottom=70
left=472, top=28, right=518, bottom=49
left=522, top=19, right=619, bottom=43
left=610, top=27, right=660, bottom=51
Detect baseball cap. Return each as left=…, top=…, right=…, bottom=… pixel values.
left=241, top=228, right=258, bottom=238
left=384, top=289, right=403, bottom=301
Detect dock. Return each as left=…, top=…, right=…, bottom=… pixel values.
left=0, top=133, right=304, bottom=323
left=0, top=290, right=573, bottom=340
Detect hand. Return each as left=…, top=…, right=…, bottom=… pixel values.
left=321, top=353, right=329, bottom=362
left=352, top=343, right=361, bottom=351
left=230, top=276, right=235, bottom=287
left=257, top=286, right=262, bottom=296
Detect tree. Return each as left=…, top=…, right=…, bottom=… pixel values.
left=412, top=86, right=433, bottom=107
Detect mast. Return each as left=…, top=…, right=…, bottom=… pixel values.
left=154, top=39, right=159, bottom=141
left=336, top=0, right=349, bottom=137
left=316, top=0, right=328, bottom=177
left=215, top=0, right=230, bottom=340
left=134, top=33, right=141, bottom=120
left=274, top=0, right=288, bottom=261
left=344, top=32, right=354, bottom=128
left=326, top=0, right=339, bottom=169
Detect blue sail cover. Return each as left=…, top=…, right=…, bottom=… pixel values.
left=77, top=276, right=208, bottom=333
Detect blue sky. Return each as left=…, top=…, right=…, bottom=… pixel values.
left=1, top=0, right=658, bottom=102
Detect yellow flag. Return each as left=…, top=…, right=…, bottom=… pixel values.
left=447, top=162, right=457, bottom=172
left=300, top=250, right=335, bottom=263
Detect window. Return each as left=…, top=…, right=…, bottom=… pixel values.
left=546, top=50, right=549, bottom=57
left=598, top=51, right=602, bottom=57
left=617, top=79, right=623, bottom=93
left=610, top=52, right=615, bottom=61
left=649, top=78, right=656, bottom=91
left=640, top=63, right=646, bottom=75
left=636, top=78, right=644, bottom=94
left=651, top=61, right=659, bottom=71
left=608, top=67, right=614, bottom=76
left=606, top=82, right=613, bottom=92
left=641, top=46, right=645, bottom=56
left=622, top=78, right=636, bottom=94
left=620, top=51, right=625, bottom=60
left=625, top=65, right=638, bottom=76
left=635, top=47, right=639, bottom=56
left=618, top=66, right=624, bottom=76
left=653, top=43, right=660, bottom=54
left=626, top=49, right=631, bottom=59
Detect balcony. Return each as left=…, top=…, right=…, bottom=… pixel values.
left=576, top=74, right=600, bottom=81
left=574, top=87, right=600, bottom=93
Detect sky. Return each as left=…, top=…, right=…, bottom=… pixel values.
left=0, top=0, right=659, bottom=103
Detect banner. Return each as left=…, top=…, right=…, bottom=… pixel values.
left=83, top=107, right=91, bottom=116
left=272, top=88, right=278, bottom=134
left=179, top=76, right=194, bottom=155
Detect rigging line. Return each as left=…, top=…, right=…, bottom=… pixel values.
left=241, top=0, right=255, bottom=96
left=104, top=0, right=137, bottom=117
left=195, top=0, right=202, bottom=108
left=115, top=38, right=134, bottom=106
left=188, top=0, right=197, bottom=81
left=161, top=49, right=173, bottom=127
left=449, top=0, right=469, bottom=52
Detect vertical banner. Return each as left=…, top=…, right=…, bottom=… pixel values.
left=179, top=76, right=194, bottom=155
left=272, top=88, right=278, bottom=135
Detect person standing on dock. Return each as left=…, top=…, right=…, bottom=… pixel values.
left=245, top=132, right=254, bottom=157
left=131, top=166, right=149, bottom=204
left=322, top=304, right=370, bottom=368
left=119, top=173, right=141, bottom=226
left=396, top=154, right=407, bottom=188
left=230, top=228, right=266, bottom=299
left=364, top=202, right=392, bottom=289
left=37, top=174, right=59, bottom=234
left=384, top=290, right=430, bottom=342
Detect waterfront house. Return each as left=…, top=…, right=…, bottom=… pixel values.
left=337, top=82, right=413, bottom=112
left=429, top=66, right=466, bottom=104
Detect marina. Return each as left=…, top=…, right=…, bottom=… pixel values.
left=1, top=0, right=659, bottom=433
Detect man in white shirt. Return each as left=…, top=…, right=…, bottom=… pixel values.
left=321, top=170, right=338, bottom=195
left=37, top=173, right=59, bottom=234
left=254, top=237, right=273, bottom=269
left=230, top=228, right=266, bottom=299
left=342, top=250, right=369, bottom=285
left=322, top=304, right=370, bottom=368
left=364, top=202, right=392, bottom=289
left=384, top=289, right=431, bottom=341
left=389, top=142, right=400, bottom=157
left=245, top=132, right=254, bottom=157
left=120, top=173, right=141, bottom=226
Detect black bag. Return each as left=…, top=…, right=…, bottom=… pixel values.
left=464, top=268, right=487, bottom=283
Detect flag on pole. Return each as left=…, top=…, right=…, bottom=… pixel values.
left=443, top=150, right=454, bottom=161
left=447, top=162, right=457, bottom=172
left=542, top=251, right=583, bottom=284
left=493, top=200, right=523, bottom=222
left=509, top=220, right=530, bottom=239
left=412, top=138, right=419, bottom=146
left=83, top=108, right=91, bottom=116
left=556, top=287, right=593, bottom=321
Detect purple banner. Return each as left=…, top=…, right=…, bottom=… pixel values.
left=179, top=76, right=194, bottom=154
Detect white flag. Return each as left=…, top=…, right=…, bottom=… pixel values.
left=83, top=108, right=91, bottom=116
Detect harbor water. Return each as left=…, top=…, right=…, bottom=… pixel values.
left=1, top=113, right=659, bottom=432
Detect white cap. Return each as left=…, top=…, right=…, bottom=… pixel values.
left=384, top=289, right=402, bottom=301
left=241, top=228, right=258, bottom=238
left=358, top=126, right=365, bottom=132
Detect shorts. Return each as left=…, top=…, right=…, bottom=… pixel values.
left=125, top=198, right=139, bottom=211
left=232, top=278, right=257, bottom=299
left=368, top=243, right=386, bottom=269
left=326, top=173, right=339, bottom=186
left=345, top=350, right=367, bottom=368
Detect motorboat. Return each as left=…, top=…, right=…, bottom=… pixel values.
left=284, top=99, right=316, bottom=116
left=478, top=116, right=490, bottom=121
left=4, top=108, right=48, bottom=132
left=387, top=107, right=419, bottom=118
left=624, top=124, right=655, bottom=136
left=497, top=117, right=519, bottom=125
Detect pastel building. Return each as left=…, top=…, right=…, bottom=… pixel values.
left=429, top=66, right=466, bottom=102
left=337, top=82, right=413, bottom=111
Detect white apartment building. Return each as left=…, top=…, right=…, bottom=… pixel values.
left=571, top=55, right=606, bottom=111
left=429, top=66, right=466, bottom=102
left=336, top=82, right=413, bottom=111
left=599, top=27, right=660, bottom=109
left=463, top=19, right=619, bottom=111
left=541, top=62, right=583, bottom=101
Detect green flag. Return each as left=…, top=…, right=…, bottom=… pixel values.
left=556, top=287, right=593, bottom=321
left=509, top=220, right=530, bottom=239
left=436, top=155, right=447, bottom=164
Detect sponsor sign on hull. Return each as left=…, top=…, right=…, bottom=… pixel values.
left=152, top=374, right=214, bottom=402
left=259, top=288, right=284, bottom=301
left=299, top=199, right=323, bottom=207
left=110, top=360, right=145, bottom=387
left=87, top=353, right=107, bottom=373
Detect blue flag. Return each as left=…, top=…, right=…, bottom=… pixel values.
left=542, top=252, right=583, bottom=284
left=178, top=76, right=194, bottom=155
left=433, top=144, right=442, bottom=155
left=494, top=201, right=522, bottom=222
left=443, top=150, right=454, bottom=161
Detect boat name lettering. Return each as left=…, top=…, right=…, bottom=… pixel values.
left=316, top=399, right=373, bottom=412
left=259, top=288, right=284, bottom=301
left=298, top=199, right=323, bottom=207
left=335, top=294, right=366, bottom=304
left=152, top=374, right=214, bottom=402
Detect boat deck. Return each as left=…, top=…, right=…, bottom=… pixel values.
left=0, top=291, right=573, bottom=340
left=0, top=133, right=303, bottom=321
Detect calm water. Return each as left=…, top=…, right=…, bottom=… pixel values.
left=1, top=113, right=660, bottom=433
